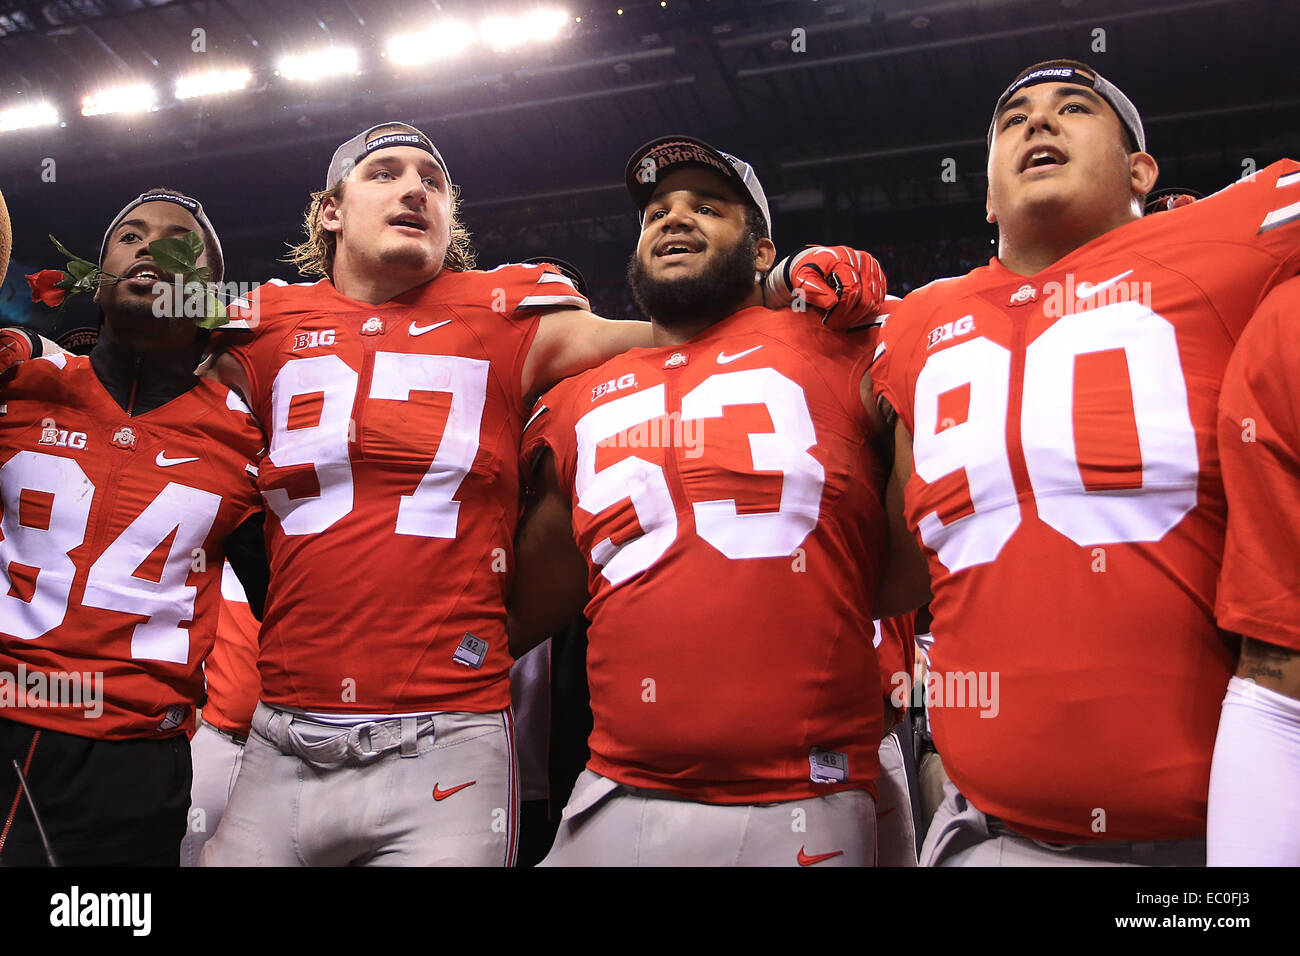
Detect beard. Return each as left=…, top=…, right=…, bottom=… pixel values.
left=628, top=231, right=759, bottom=329
left=100, top=285, right=197, bottom=353
left=104, top=283, right=175, bottom=331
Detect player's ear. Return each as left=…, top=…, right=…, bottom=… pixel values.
left=753, top=236, right=777, bottom=274
left=985, top=186, right=997, bottom=225
left=320, top=194, right=343, bottom=235
left=1130, top=151, right=1159, bottom=200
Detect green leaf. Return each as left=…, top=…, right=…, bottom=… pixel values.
left=54, top=276, right=77, bottom=290
left=191, top=266, right=213, bottom=284
left=181, top=230, right=204, bottom=263
left=48, top=235, right=98, bottom=271
left=147, top=236, right=196, bottom=277
left=195, top=293, right=229, bottom=329
left=66, top=260, right=96, bottom=281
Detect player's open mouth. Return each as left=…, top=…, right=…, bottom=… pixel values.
left=389, top=216, right=428, bottom=233
left=1021, top=146, right=1067, bottom=172
left=655, top=238, right=703, bottom=259
left=123, top=262, right=165, bottom=290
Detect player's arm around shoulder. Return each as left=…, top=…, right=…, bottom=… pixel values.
left=507, top=447, right=589, bottom=659
left=521, top=308, right=653, bottom=405
left=198, top=350, right=253, bottom=409
left=867, top=380, right=931, bottom=620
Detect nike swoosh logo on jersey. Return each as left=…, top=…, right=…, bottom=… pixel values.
left=1074, top=269, right=1134, bottom=299
left=156, top=452, right=199, bottom=468
left=432, top=780, right=477, bottom=801
left=717, top=345, right=763, bottom=364
left=409, top=320, right=452, bottom=336
left=797, top=846, right=844, bottom=866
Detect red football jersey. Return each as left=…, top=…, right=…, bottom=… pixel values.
left=0, top=354, right=263, bottom=738
left=202, top=561, right=261, bottom=737
left=214, top=265, right=588, bottom=713
left=877, top=613, right=917, bottom=728
left=1216, top=276, right=1300, bottom=652
left=872, top=160, right=1300, bottom=841
left=526, top=306, right=887, bottom=804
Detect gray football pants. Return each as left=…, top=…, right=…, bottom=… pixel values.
left=200, top=703, right=518, bottom=866
left=540, top=769, right=877, bottom=867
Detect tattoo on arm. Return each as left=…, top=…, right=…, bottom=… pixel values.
left=1237, top=638, right=1300, bottom=697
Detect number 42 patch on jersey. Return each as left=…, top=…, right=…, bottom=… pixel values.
left=452, top=633, right=489, bottom=669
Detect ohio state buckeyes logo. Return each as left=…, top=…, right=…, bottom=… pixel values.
left=1008, top=283, right=1038, bottom=306
left=664, top=351, right=688, bottom=369
left=360, top=316, right=385, bottom=335
left=110, top=425, right=137, bottom=450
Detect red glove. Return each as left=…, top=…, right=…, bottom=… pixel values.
left=0, top=328, right=34, bottom=381
left=766, top=245, right=887, bottom=330
left=1146, top=191, right=1199, bottom=214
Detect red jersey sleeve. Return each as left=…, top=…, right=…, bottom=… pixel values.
left=1176, top=159, right=1300, bottom=335
left=495, top=263, right=590, bottom=315
left=207, top=279, right=304, bottom=418
left=1216, top=277, right=1300, bottom=651
left=203, top=561, right=262, bottom=736
left=520, top=375, right=580, bottom=494
left=877, top=613, right=917, bottom=728
left=869, top=289, right=934, bottom=435
left=460, top=263, right=592, bottom=418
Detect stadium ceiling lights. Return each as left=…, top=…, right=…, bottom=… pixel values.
left=276, top=47, right=360, bottom=81
left=387, top=22, right=476, bottom=65
left=481, top=8, right=569, bottom=51
left=176, top=67, right=253, bottom=100
left=0, top=101, right=59, bottom=131
left=81, top=83, right=156, bottom=117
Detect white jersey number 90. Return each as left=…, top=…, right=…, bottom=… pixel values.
left=911, top=301, right=1200, bottom=572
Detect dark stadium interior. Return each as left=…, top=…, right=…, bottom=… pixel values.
left=1, top=0, right=1296, bottom=335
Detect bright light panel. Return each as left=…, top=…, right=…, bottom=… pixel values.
left=482, top=9, right=569, bottom=50
left=277, top=47, right=359, bottom=81
left=81, top=83, right=155, bottom=117
left=0, top=102, right=60, bottom=131
left=176, top=67, right=252, bottom=100
left=387, top=22, right=475, bottom=65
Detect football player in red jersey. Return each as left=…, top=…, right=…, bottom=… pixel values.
left=871, top=59, right=1300, bottom=864
left=180, top=562, right=260, bottom=866
left=1208, top=276, right=1300, bottom=865
left=507, top=136, right=920, bottom=866
left=197, top=123, right=886, bottom=866
left=0, top=190, right=265, bottom=865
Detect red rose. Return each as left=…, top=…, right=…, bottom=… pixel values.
left=26, top=270, right=69, bottom=308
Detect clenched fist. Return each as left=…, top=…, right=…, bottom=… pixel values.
left=0, top=327, right=35, bottom=381
left=766, top=245, right=887, bottom=330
